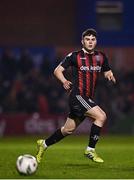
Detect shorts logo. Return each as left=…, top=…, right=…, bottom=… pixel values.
left=80, top=65, right=101, bottom=72
left=88, top=98, right=94, bottom=103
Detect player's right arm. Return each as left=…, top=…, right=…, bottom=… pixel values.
left=54, top=65, right=72, bottom=90
left=54, top=53, right=73, bottom=91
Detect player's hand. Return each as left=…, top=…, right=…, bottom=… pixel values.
left=109, top=75, right=116, bottom=83
left=104, top=71, right=116, bottom=84
left=107, top=73, right=116, bottom=83
left=63, top=80, right=72, bottom=90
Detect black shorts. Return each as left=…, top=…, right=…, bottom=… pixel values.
left=68, top=94, right=97, bottom=121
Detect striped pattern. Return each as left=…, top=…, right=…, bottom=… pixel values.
left=60, top=49, right=110, bottom=98
left=76, top=95, right=91, bottom=110
left=77, top=53, right=83, bottom=95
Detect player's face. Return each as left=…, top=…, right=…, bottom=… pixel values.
left=82, top=35, right=97, bottom=52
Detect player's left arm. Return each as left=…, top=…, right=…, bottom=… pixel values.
left=101, top=52, right=116, bottom=84
left=104, top=70, right=116, bottom=83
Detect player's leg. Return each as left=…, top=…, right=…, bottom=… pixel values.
left=36, top=117, right=81, bottom=163
left=61, top=117, right=81, bottom=135
left=84, top=105, right=106, bottom=163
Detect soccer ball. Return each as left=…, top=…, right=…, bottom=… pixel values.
left=16, top=154, right=38, bottom=175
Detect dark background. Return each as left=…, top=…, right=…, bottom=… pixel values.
left=0, top=0, right=134, bottom=46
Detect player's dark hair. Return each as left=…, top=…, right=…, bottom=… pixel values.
left=82, top=28, right=97, bottom=38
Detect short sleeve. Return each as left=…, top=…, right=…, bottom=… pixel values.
left=101, top=53, right=111, bottom=72
left=60, top=53, right=73, bottom=69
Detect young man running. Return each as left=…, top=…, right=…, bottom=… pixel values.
left=36, top=28, right=116, bottom=163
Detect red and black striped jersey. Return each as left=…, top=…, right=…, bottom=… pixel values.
left=60, top=49, right=111, bottom=98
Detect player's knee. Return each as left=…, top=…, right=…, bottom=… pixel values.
left=99, top=112, right=107, bottom=123
left=94, top=113, right=106, bottom=127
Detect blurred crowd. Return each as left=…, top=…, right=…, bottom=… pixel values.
left=0, top=48, right=133, bottom=131
left=0, top=48, right=68, bottom=115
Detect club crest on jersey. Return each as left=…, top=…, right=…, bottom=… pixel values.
left=95, top=55, right=101, bottom=62
left=80, top=65, right=101, bottom=72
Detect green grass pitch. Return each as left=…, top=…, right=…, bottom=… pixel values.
left=0, top=135, right=134, bottom=179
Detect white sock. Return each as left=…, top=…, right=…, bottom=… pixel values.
left=86, top=146, right=95, bottom=151
left=43, top=140, right=48, bottom=148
